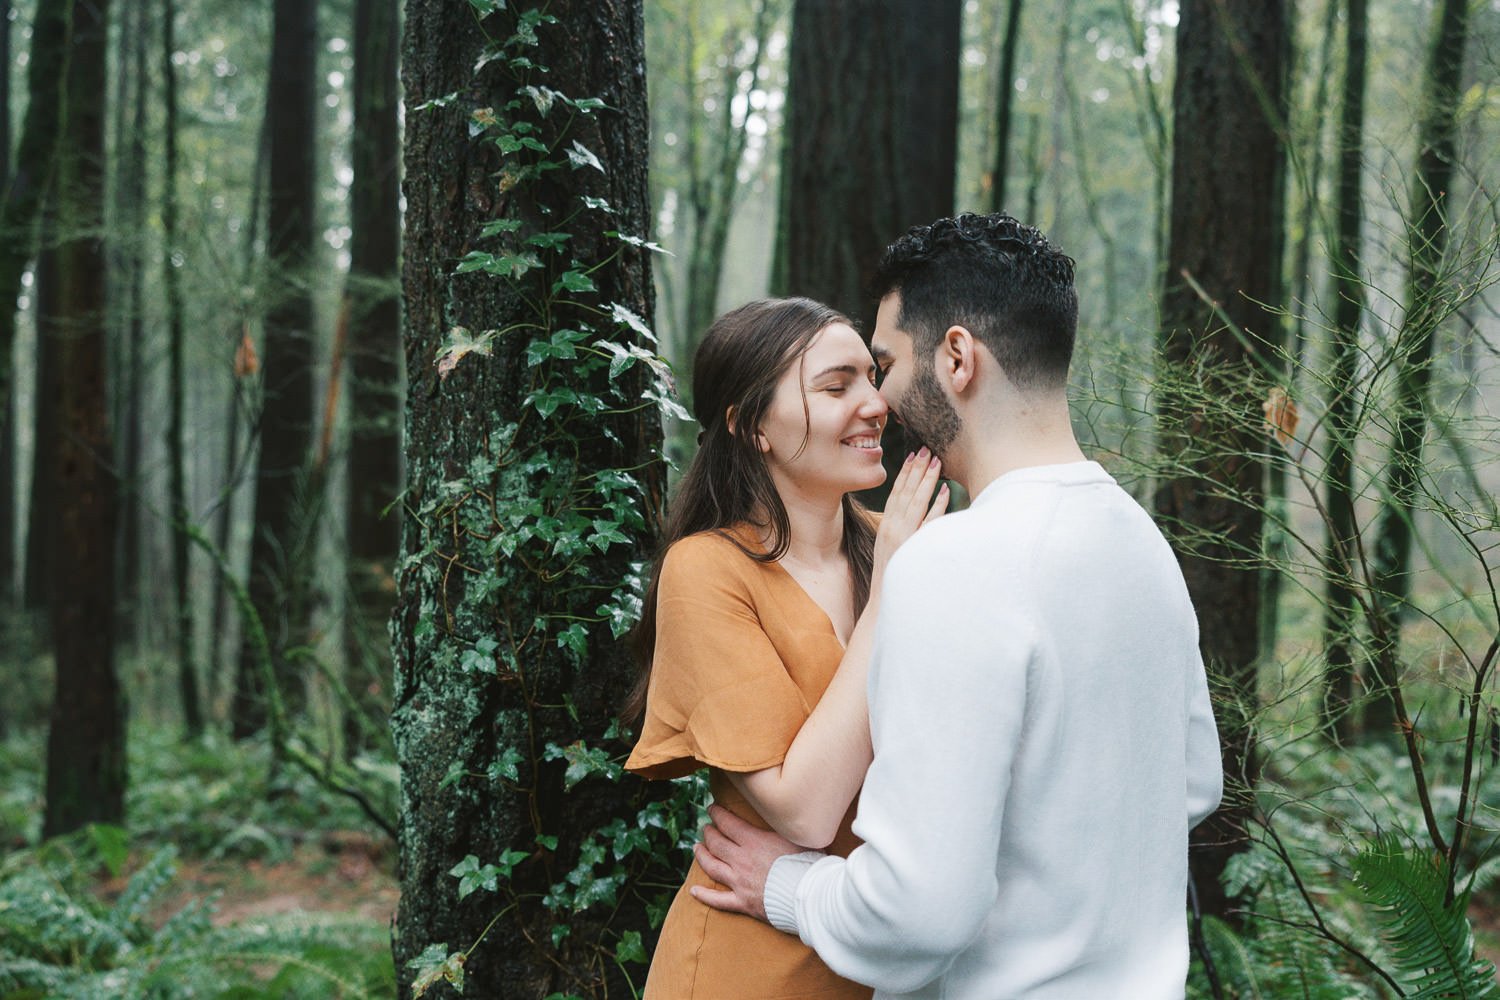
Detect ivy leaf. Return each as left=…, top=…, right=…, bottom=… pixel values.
left=450, top=854, right=501, bottom=899
left=555, top=622, right=589, bottom=658
left=609, top=302, right=657, bottom=344
left=580, top=195, right=615, bottom=214
left=469, top=106, right=498, bottom=137
left=525, top=231, right=571, bottom=250
left=486, top=746, right=525, bottom=783
left=565, top=140, right=603, bottom=172
left=466, top=0, right=506, bottom=15
left=605, top=229, right=672, bottom=255
left=523, top=84, right=556, bottom=116
left=478, top=217, right=523, bottom=238
left=645, top=388, right=692, bottom=422
left=435, top=326, right=496, bottom=380
left=408, top=943, right=465, bottom=999
left=439, top=758, right=468, bottom=791
left=615, top=930, right=648, bottom=965
left=553, top=269, right=596, bottom=294
left=412, top=91, right=459, bottom=112
left=526, top=328, right=585, bottom=366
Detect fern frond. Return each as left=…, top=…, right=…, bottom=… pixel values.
left=1352, top=834, right=1499, bottom=999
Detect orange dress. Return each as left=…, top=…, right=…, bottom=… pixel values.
left=626, top=526, right=872, bottom=1000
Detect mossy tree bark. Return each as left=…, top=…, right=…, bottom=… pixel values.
left=42, top=0, right=124, bottom=838
left=232, top=0, right=319, bottom=738
left=393, top=2, right=670, bottom=996
left=342, top=0, right=403, bottom=756
left=1154, top=0, right=1286, bottom=923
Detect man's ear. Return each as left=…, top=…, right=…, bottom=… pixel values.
left=943, top=325, right=978, bottom=393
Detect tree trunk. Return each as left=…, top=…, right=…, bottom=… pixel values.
left=24, top=246, right=59, bottom=614
left=0, top=0, right=12, bottom=610
left=342, top=0, right=402, bottom=756
left=0, top=0, right=69, bottom=444
left=1154, top=0, right=1286, bottom=923
left=989, top=0, right=1024, bottom=213
left=231, top=0, right=319, bottom=738
left=161, top=0, right=201, bottom=738
left=773, top=0, right=960, bottom=505
left=1365, top=0, right=1470, bottom=739
left=1321, top=0, right=1367, bottom=741
left=43, top=0, right=124, bottom=838
left=115, top=0, right=149, bottom=652
left=393, top=2, right=672, bottom=994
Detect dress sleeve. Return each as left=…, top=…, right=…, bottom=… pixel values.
left=625, top=534, right=811, bottom=780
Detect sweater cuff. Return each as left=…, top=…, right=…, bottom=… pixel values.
left=764, top=851, right=826, bottom=935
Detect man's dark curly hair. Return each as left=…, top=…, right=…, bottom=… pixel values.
left=870, top=212, right=1078, bottom=391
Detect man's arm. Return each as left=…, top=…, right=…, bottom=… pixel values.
left=1184, top=644, right=1222, bottom=829
left=699, top=537, right=1033, bottom=994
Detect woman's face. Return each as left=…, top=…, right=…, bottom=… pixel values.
left=755, top=322, right=888, bottom=502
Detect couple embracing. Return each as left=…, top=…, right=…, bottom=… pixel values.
left=623, top=213, right=1223, bottom=1000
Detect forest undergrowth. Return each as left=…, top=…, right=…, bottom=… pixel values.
left=0, top=722, right=395, bottom=999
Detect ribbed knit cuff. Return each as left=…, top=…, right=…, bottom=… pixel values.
left=764, top=851, right=825, bottom=935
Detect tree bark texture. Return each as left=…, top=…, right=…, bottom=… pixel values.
left=24, top=247, right=59, bottom=614
left=1365, top=0, right=1470, bottom=738
left=1154, top=0, right=1286, bottom=922
left=343, top=0, right=403, bottom=755
left=773, top=0, right=960, bottom=328
left=232, top=0, right=319, bottom=738
left=43, top=0, right=124, bottom=838
left=774, top=0, right=960, bottom=505
left=394, top=2, right=669, bottom=995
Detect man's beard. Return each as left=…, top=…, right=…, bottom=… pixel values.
left=896, top=360, right=961, bottom=459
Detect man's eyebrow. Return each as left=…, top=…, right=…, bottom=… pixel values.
left=870, top=345, right=894, bottom=363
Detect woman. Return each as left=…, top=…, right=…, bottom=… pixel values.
left=625, top=298, right=947, bottom=998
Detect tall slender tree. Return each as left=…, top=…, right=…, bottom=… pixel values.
left=161, top=0, right=200, bottom=737
left=394, top=2, right=668, bottom=993
left=4, top=1, right=71, bottom=616
left=0, top=0, right=12, bottom=608
left=1322, top=0, right=1368, bottom=739
left=1365, top=0, right=1471, bottom=738
left=43, top=0, right=123, bottom=837
left=1154, top=0, right=1287, bottom=921
left=342, top=0, right=401, bottom=754
left=989, top=0, right=1024, bottom=213
left=114, top=0, right=150, bottom=650
left=232, top=0, right=319, bottom=738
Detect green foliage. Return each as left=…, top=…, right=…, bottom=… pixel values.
left=0, top=827, right=393, bottom=999
left=1353, top=835, right=1498, bottom=999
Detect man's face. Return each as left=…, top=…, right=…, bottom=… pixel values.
left=871, top=294, right=961, bottom=458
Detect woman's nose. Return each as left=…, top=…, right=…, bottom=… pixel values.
left=858, top=383, right=889, bottom=420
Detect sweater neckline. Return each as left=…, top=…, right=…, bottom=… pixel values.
left=970, top=460, right=1112, bottom=508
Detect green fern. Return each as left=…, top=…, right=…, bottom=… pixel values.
left=1352, top=834, right=1499, bottom=999
left=0, top=831, right=392, bottom=999
left=1190, top=846, right=1375, bottom=1000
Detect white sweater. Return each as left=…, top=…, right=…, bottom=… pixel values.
left=763, top=462, right=1222, bottom=999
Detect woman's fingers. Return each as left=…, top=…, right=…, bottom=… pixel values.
left=924, top=482, right=950, bottom=524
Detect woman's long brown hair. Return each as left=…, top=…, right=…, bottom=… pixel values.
left=624, top=298, right=877, bottom=722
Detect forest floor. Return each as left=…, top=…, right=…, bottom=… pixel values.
left=109, top=830, right=400, bottom=929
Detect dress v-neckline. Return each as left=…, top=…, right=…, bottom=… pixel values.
left=767, top=558, right=852, bottom=651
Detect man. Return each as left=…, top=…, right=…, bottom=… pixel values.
left=691, top=213, right=1222, bottom=998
